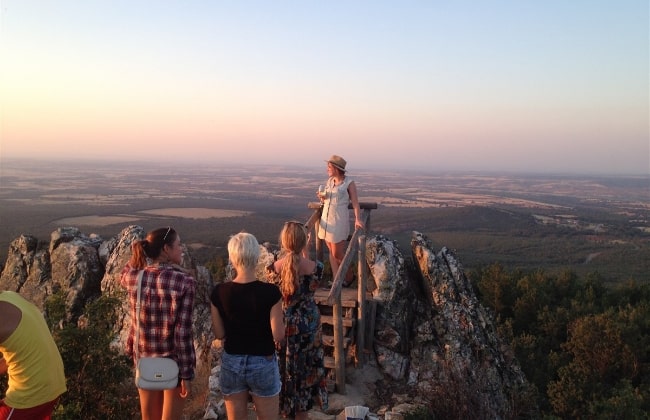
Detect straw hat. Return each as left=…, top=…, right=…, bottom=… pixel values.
left=325, top=155, right=347, bottom=172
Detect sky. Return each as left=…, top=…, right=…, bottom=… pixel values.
left=0, top=1, right=648, bottom=175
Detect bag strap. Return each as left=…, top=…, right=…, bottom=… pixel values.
left=134, top=269, right=145, bottom=360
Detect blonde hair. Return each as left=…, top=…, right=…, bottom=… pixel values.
left=279, top=222, right=307, bottom=300
left=228, top=232, right=260, bottom=270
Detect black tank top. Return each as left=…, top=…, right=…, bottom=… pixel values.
left=210, top=280, right=282, bottom=355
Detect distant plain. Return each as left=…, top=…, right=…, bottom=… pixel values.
left=1, top=159, right=648, bottom=285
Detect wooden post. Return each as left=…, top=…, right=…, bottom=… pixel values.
left=333, top=295, right=346, bottom=394
left=366, top=300, right=376, bottom=355
left=315, top=234, right=324, bottom=264
left=307, top=204, right=324, bottom=264
left=356, top=234, right=366, bottom=366
left=363, top=208, right=372, bottom=233
left=304, top=208, right=321, bottom=231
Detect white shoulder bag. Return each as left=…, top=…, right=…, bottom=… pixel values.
left=134, top=269, right=180, bottom=390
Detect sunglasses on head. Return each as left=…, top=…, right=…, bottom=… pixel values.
left=284, top=221, right=308, bottom=233
left=163, top=227, right=171, bottom=241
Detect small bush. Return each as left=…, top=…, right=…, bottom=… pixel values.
left=404, top=405, right=435, bottom=419
left=46, top=292, right=139, bottom=419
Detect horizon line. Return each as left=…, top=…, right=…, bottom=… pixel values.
left=1, top=156, right=648, bottom=178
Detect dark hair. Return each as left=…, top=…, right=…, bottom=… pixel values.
left=129, top=227, right=177, bottom=269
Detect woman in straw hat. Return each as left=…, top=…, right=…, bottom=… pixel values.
left=316, top=155, right=364, bottom=287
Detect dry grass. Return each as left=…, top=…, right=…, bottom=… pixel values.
left=182, top=359, right=214, bottom=419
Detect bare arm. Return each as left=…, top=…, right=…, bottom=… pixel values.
left=0, top=301, right=21, bottom=344
left=302, top=230, right=312, bottom=259
left=348, top=181, right=364, bottom=229
left=210, top=303, right=226, bottom=340
left=270, top=299, right=285, bottom=344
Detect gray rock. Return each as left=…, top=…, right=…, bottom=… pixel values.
left=0, top=226, right=530, bottom=419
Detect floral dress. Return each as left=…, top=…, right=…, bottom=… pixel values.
left=266, top=265, right=329, bottom=417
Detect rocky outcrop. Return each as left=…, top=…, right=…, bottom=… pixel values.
left=362, top=232, right=528, bottom=418
left=414, top=232, right=527, bottom=415
left=0, top=226, right=530, bottom=418
left=0, top=228, right=105, bottom=315
left=0, top=225, right=215, bottom=374
left=365, top=235, right=415, bottom=378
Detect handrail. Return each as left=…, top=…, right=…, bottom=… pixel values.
left=304, top=207, right=322, bottom=230
left=326, top=209, right=370, bottom=304
left=307, top=202, right=378, bottom=210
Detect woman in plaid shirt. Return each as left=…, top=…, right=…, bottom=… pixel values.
left=121, top=226, right=196, bottom=420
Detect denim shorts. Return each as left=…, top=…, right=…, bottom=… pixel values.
left=220, top=352, right=281, bottom=397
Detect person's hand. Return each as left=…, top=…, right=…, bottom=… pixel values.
left=179, top=379, right=191, bottom=399
left=275, top=338, right=286, bottom=351
left=355, top=219, right=365, bottom=230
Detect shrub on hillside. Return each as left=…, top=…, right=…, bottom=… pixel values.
left=472, top=265, right=650, bottom=417
left=46, top=292, right=139, bottom=419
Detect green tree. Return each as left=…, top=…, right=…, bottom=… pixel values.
left=547, top=311, right=640, bottom=418
left=206, top=252, right=228, bottom=281
left=473, top=265, right=650, bottom=416
left=474, top=263, right=517, bottom=319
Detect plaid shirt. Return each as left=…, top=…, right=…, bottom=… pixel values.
left=121, top=264, right=196, bottom=380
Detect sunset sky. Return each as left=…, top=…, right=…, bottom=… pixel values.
left=1, top=1, right=648, bottom=175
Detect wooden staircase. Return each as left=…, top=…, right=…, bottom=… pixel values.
left=314, top=286, right=376, bottom=392
left=305, top=200, right=378, bottom=394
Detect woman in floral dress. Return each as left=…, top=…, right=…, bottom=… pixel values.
left=267, top=221, right=328, bottom=419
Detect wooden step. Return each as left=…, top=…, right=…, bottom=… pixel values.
left=314, top=288, right=359, bottom=307
left=324, top=356, right=335, bottom=369
left=322, top=334, right=351, bottom=348
left=320, top=315, right=354, bottom=327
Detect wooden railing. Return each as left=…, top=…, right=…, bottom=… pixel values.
left=305, top=202, right=377, bottom=394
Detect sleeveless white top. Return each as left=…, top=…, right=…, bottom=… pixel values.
left=318, top=176, right=353, bottom=243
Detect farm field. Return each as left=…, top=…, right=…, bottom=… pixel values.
left=1, top=158, right=648, bottom=284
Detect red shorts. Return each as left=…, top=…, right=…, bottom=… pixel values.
left=0, top=397, right=60, bottom=420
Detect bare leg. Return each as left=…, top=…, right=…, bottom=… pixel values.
left=138, top=389, right=163, bottom=420
left=162, top=386, right=185, bottom=420
left=224, top=391, right=250, bottom=420
left=251, top=394, right=279, bottom=420
left=328, top=240, right=352, bottom=284
left=326, top=240, right=339, bottom=280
